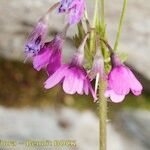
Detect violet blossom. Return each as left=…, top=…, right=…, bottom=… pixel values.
left=105, top=53, right=143, bottom=103
left=59, top=0, right=73, bottom=12
left=58, top=0, right=85, bottom=25
left=33, top=34, right=64, bottom=75
left=25, top=14, right=49, bottom=58
left=32, top=24, right=69, bottom=75
left=44, top=34, right=97, bottom=101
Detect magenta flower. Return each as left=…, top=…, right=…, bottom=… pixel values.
left=33, top=34, right=64, bottom=75
left=44, top=55, right=97, bottom=101
left=44, top=34, right=97, bottom=101
left=58, top=0, right=85, bottom=25
left=105, top=54, right=143, bottom=103
left=25, top=15, right=49, bottom=58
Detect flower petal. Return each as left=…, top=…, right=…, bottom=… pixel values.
left=44, top=65, right=68, bottom=89
left=105, top=89, right=125, bottom=103
left=69, top=0, right=85, bottom=24
left=63, top=67, right=83, bottom=94
left=63, top=70, right=77, bottom=94
left=59, top=0, right=85, bottom=25
left=108, top=66, right=130, bottom=95
left=46, top=49, right=62, bottom=76
left=76, top=70, right=84, bottom=95
left=83, top=80, right=89, bottom=95
left=59, top=0, right=73, bottom=12
left=33, top=47, right=52, bottom=71
left=127, top=68, right=143, bottom=96
left=76, top=77, right=84, bottom=95
left=25, top=16, right=48, bottom=57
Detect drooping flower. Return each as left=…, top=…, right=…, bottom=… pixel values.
left=88, top=48, right=105, bottom=95
left=58, top=0, right=85, bottom=25
left=25, top=14, right=49, bottom=58
left=24, top=2, right=60, bottom=59
left=44, top=34, right=97, bottom=101
left=33, top=34, right=64, bottom=75
left=105, top=53, right=143, bottom=103
left=33, top=24, right=69, bottom=75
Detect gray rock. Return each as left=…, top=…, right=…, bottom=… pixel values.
left=0, top=106, right=149, bottom=150
left=116, top=109, right=150, bottom=150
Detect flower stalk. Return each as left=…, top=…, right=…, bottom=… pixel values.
left=89, top=0, right=98, bottom=52
left=99, top=0, right=107, bottom=149
left=99, top=77, right=107, bottom=150
left=114, top=0, right=127, bottom=50
left=100, top=0, right=105, bottom=25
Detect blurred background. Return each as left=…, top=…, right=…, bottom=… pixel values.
left=0, top=0, right=150, bottom=149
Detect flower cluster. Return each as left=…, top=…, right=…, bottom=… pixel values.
left=24, top=0, right=143, bottom=103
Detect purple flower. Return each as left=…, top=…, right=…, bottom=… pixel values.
left=44, top=55, right=97, bottom=101
left=33, top=34, right=64, bottom=75
left=58, top=0, right=85, bottom=25
left=25, top=15, right=49, bottom=58
left=59, top=0, right=73, bottom=12
left=105, top=54, right=143, bottom=103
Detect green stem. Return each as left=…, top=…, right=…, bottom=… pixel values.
left=114, top=0, right=127, bottom=50
left=93, top=0, right=99, bottom=26
left=100, top=0, right=105, bottom=25
left=99, top=78, right=107, bottom=150
left=100, top=0, right=107, bottom=58
left=89, top=0, right=99, bottom=52
left=99, top=0, right=107, bottom=149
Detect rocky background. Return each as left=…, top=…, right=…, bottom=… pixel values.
left=0, top=0, right=150, bottom=150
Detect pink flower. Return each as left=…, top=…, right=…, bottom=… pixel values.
left=105, top=54, right=143, bottom=103
left=33, top=34, right=64, bottom=75
left=32, top=24, right=69, bottom=75
left=44, top=34, right=97, bottom=101
left=25, top=15, right=49, bottom=58
left=58, top=0, right=85, bottom=25
left=44, top=55, right=97, bottom=101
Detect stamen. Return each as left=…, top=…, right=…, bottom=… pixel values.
left=95, top=73, right=100, bottom=94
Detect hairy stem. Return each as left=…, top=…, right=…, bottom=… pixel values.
left=99, top=78, right=107, bottom=150
left=114, top=0, right=127, bottom=50
left=99, top=0, right=107, bottom=150
left=89, top=0, right=99, bottom=52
